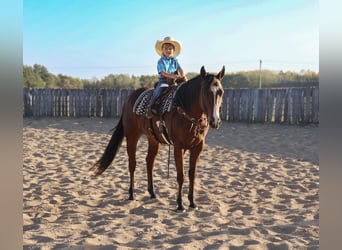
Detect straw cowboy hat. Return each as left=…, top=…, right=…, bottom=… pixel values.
left=155, top=36, right=182, bottom=57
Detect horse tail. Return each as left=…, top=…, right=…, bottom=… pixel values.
left=89, top=116, right=124, bottom=176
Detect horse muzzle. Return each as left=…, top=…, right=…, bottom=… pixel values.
left=209, top=117, right=222, bottom=129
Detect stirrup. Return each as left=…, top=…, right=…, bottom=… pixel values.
left=146, top=110, right=153, bottom=119
left=151, top=107, right=159, bottom=116
left=146, top=107, right=158, bottom=118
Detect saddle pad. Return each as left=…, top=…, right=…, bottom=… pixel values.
left=133, top=88, right=153, bottom=116
left=133, top=86, right=178, bottom=116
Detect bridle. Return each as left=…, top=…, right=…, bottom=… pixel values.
left=176, top=106, right=208, bottom=132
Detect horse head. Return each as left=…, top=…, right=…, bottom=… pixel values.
left=200, top=66, right=225, bottom=129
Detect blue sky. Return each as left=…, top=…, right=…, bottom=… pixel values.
left=23, top=0, right=319, bottom=79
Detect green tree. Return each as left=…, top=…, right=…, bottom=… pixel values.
left=23, top=65, right=45, bottom=88
left=138, top=75, right=159, bottom=88
left=32, top=64, right=57, bottom=88
left=23, top=64, right=318, bottom=89
left=222, top=73, right=250, bottom=88
left=55, top=74, right=83, bottom=88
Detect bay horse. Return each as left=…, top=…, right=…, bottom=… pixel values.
left=90, top=66, right=225, bottom=211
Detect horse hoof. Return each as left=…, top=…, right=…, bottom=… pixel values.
left=176, top=209, right=186, bottom=213
left=190, top=205, right=198, bottom=210
left=150, top=194, right=156, bottom=199
left=176, top=206, right=186, bottom=212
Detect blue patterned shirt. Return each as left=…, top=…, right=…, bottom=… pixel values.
left=157, top=55, right=181, bottom=83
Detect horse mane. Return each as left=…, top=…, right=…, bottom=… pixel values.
left=174, top=74, right=214, bottom=113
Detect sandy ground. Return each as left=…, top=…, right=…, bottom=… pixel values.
left=23, top=118, right=319, bottom=249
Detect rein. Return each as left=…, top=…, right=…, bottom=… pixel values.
left=176, top=106, right=208, bottom=132
left=174, top=82, right=209, bottom=133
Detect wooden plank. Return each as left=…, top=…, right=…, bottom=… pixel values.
left=78, top=90, right=83, bottom=117
left=78, top=89, right=84, bottom=117
left=96, top=89, right=102, bottom=117
left=81, top=90, right=87, bottom=117
left=69, top=89, right=74, bottom=117
left=291, top=89, right=298, bottom=124
left=56, top=89, right=61, bottom=117
left=305, top=87, right=311, bottom=123
left=274, top=90, right=282, bottom=123
left=233, top=89, right=240, bottom=121
left=31, top=88, right=35, bottom=117
left=53, top=89, right=57, bottom=117
left=312, top=87, right=319, bottom=123
left=66, top=89, right=70, bottom=117
left=255, top=89, right=260, bottom=122
left=103, top=89, right=109, bottom=117
left=240, top=89, right=248, bottom=122
left=119, top=88, right=128, bottom=117
left=51, top=89, right=55, bottom=117
left=261, top=89, right=268, bottom=122
left=60, top=89, right=65, bottom=116
left=299, top=89, right=305, bottom=123
left=266, top=89, right=275, bottom=123
left=89, top=89, right=95, bottom=117
left=59, top=89, right=64, bottom=116
left=73, top=89, right=77, bottom=117
left=221, top=90, right=228, bottom=121
left=289, top=89, right=295, bottom=124
left=43, top=89, right=48, bottom=116
left=35, top=89, right=40, bottom=116
left=87, top=89, right=92, bottom=117
left=23, top=89, right=32, bottom=117
left=262, top=89, right=268, bottom=122
left=287, top=89, right=293, bottom=124
left=255, top=89, right=263, bottom=122
left=63, top=89, right=67, bottom=117
left=39, top=89, right=44, bottom=116
left=263, top=89, right=269, bottom=122
left=27, top=88, right=33, bottom=117
left=33, top=89, right=38, bottom=116
left=293, top=88, right=303, bottom=124
left=247, top=89, right=254, bottom=123
left=31, top=88, right=37, bottom=116
left=228, top=89, right=234, bottom=121
left=108, top=90, right=113, bottom=117
left=295, top=89, right=301, bottom=124
left=252, top=89, right=258, bottom=122
left=74, top=89, right=78, bottom=117
left=45, top=89, right=51, bottom=117
left=110, top=89, right=120, bottom=117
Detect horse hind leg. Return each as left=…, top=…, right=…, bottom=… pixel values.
left=146, top=138, right=160, bottom=199
left=126, top=132, right=140, bottom=201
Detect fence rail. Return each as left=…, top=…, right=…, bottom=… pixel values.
left=23, top=87, right=319, bottom=124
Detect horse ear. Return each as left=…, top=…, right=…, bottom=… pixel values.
left=216, top=66, right=225, bottom=80
left=200, top=66, right=207, bottom=78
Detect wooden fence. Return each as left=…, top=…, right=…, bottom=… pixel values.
left=23, top=87, right=319, bottom=124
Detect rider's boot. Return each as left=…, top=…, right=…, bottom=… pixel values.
left=147, top=87, right=165, bottom=118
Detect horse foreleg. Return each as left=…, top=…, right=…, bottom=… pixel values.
left=126, top=133, right=139, bottom=200
left=174, top=146, right=185, bottom=211
left=146, top=139, right=160, bottom=199
left=188, top=141, right=204, bottom=209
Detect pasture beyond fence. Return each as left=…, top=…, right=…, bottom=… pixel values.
left=23, top=87, right=319, bottom=124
